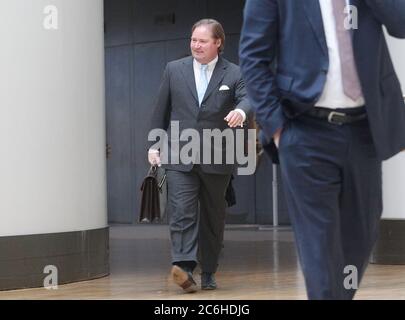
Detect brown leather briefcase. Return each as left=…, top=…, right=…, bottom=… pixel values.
left=139, top=166, right=166, bottom=223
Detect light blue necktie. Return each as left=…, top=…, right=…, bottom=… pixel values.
left=197, top=64, right=209, bottom=106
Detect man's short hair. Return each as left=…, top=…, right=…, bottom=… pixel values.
left=192, top=19, right=225, bottom=53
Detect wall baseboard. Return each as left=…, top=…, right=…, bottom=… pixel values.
left=371, top=219, right=405, bottom=265
left=0, top=227, right=109, bottom=291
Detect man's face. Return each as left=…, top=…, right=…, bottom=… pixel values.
left=190, top=25, right=221, bottom=64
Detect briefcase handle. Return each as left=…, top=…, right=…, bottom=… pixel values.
left=148, top=165, right=158, bottom=176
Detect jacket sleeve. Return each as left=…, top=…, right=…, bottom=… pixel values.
left=364, top=0, right=405, bottom=38
left=239, top=0, right=286, bottom=145
left=233, top=69, right=251, bottom=116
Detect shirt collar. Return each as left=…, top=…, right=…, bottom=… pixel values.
left=194, top=55, right=219, bottom=71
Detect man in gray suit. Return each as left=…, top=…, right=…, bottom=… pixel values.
left=148, top=19, right=250, bottom=293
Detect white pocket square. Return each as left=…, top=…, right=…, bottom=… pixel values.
left=219, top=85, right=230, bottom=91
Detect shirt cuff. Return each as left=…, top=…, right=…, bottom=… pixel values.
left=148, top=149, right=159, bottom=154
left=234, top=109, right=247, bottom=122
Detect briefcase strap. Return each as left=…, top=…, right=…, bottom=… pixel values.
left=158, top=174, right=166, bottom=191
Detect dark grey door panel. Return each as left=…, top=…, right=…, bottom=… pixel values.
left=105, top=46, right=134, bottom=223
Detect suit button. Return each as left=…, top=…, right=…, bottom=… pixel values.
left=201, top=104, right=206, bottom=108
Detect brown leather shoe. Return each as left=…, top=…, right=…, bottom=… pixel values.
left=171, top=265, right=197, bottom=293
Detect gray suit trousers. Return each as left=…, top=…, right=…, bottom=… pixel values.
left=167, top=165, right=231, bottom=273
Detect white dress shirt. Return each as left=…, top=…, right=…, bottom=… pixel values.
left=316, top=0, right=365, bottom=109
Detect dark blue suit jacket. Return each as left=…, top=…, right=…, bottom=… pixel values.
left=239, top=0, right=405, bottom=162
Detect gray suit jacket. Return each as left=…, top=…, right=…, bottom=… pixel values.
left=149, top=56, right=251, bottom=175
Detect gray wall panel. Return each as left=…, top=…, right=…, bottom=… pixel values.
left=165, top=39, right=190, bottom=61
left=207, top=0, right=245, bottom=34
left=132, top=42, right=168, bottom=222
left=105, top=46, right=134, bottom=223
left=254, top=156, right=274, bottom=225
left=132, top=0, right=207, bottom=43
left=254, top=157, right=290, bottom=225
left=222, top=34, right=241, bottom=65
left=227, top=175, right=256, bottom=224
left=104, top=0, right=132, bottom=47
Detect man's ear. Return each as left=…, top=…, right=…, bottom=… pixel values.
left=216, top=39, right=222, bottom=49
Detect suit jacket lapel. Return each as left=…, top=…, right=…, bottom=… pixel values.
left=303, top=0, right=328, bottom=58
left=201, top=57, right=227, bottom=104
left=180, top=56, right=198, bottom=103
